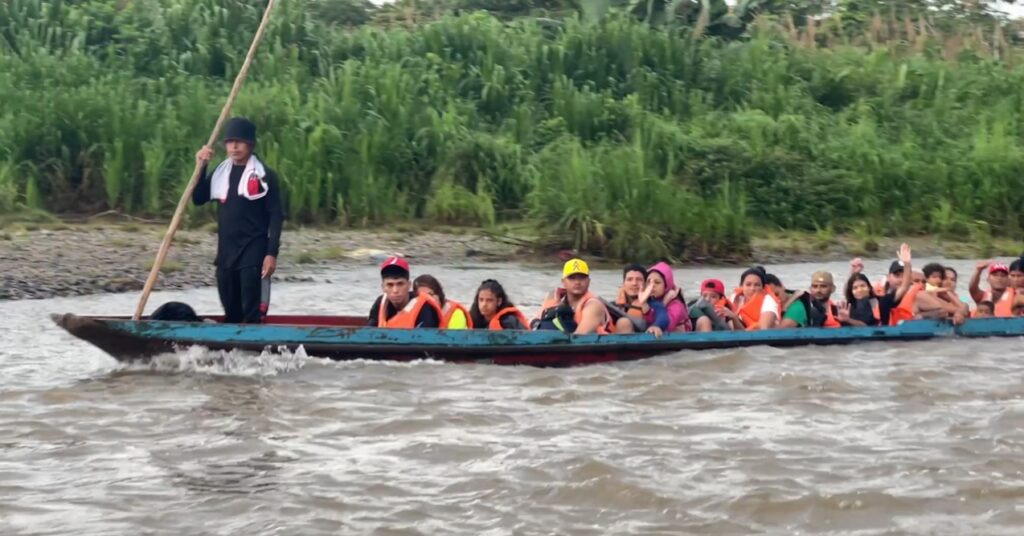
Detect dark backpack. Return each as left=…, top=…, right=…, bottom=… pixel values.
left=531, top=302, right=578, bottom=332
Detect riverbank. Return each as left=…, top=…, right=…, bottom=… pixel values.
left=0, top=222, right=523, bottom=301
left=0, top=221, right=1019, bottom=301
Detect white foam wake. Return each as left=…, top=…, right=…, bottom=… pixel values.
left=119, top=345, right=312, bottom=376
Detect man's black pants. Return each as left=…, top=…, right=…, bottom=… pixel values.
left=216, top=265, right=262, bottom=324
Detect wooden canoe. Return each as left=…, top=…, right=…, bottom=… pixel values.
left=51, top=314, right=1024, bottom=367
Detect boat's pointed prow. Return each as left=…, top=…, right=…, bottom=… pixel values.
left=51, top=312, right=73, bottom=329
left=50, top=313, right=164, bottom=362
left=51, top=313, right=98, bottom=337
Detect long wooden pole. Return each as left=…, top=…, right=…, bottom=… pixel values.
left=133, top=0, right=278, bottom=320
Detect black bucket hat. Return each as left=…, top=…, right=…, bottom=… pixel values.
left=222, top=117, right=256, bottom=146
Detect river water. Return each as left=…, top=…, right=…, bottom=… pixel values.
left=3, top=259, right=1023, bottom=535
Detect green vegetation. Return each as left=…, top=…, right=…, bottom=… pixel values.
left=1, top=0, right=1023, bottom=262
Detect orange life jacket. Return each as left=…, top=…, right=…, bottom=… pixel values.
left=377, top=294, right=443, bottom=329
left=539, top=289, right=613, bottom=334
left=614, top=287, right=645, bottom=319
left=487, top=307, right=529, bottom=330
left=889, top=283, right=922, bottom=326
left=987, top=287, right=1017, bottom=317
left=732, top=290, right=775, bottom=331
left=821, top=299, right=840, bottom=328
left=441, top=300, right=471, bottom=329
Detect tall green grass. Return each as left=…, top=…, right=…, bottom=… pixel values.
left=1, top=0, right=1023, bottom=261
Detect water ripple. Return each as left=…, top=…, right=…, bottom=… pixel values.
left=2, top=260, right=1023, bottom=534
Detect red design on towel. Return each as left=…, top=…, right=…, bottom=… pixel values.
left=247, top=174, right=261, bottom=196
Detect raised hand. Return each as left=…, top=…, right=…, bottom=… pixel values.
left=898, top=243, right=912, bottom=265
left=837, top=303, right=851, bottom=323
left=976, top=259, right=993, bottom=272
left=638, top=279, right=654, bottom=303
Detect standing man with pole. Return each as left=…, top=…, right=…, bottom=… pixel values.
left=193, top=117, right=284, bottom=324
left=132, top=0, right=278, bottom=321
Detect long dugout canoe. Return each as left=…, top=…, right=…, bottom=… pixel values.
left=51, top=314, right=1024, bottom=367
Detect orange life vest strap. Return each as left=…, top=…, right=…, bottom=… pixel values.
left=488, top=307, right=528, bottom=330
left=573, top=292, right=613, bottom=334
left=378, top=294, right=443, bottom=329
left=737, top=291, right=767, bottom=331
left=615, top=288, right=644, bottom=318
left=822, top=299, right=840, bottom=328
left=442, top=300, right=472, bottom=328
left=889, top=283, right=922, bottom=326
left=993, top=287, right=1017, bottom=317
left=537, top=288, right=567, bottom=321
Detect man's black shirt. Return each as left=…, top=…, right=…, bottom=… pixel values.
left=193, top=162, right=284, bottom=269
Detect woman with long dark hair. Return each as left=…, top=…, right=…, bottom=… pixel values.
left=723, top=267, right=779, bottom=330
left=469, top=279, right=527, bottom=330
left=838, top=272, right=879, bottom=327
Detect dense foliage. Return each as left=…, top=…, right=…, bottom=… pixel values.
left=1, top=0, right=1023, bottom=261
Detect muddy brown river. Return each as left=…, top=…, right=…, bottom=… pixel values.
left=2, top=260, right=1023, bottom=534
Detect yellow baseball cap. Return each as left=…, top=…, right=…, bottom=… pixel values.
left=562, top=258, right=590, bottom=278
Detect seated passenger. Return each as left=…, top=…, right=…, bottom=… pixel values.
left=968, top=261, right=1016, bottom=317
left=534, top=258, right=613, bottom=334
left=689, top=279, right=734, bottom=332
left=413, top=274, right=469, bottom=329
left=608, top=264, right=648, bottom=334
left=878, top=244, right=915, bottom=325
left=973, top=300, right=995, bottom=318
left=368, top=257, right=442, bottom=328
left=765, top=273, right=792, bottom=310
left=724, top=267, right=779, bottom=330
left=654, top=262, right=693, bottom=332
left=780, top=271, right=841, bottom=328
left=1010, top=259, right=1024, bottom=290
left=469, top=279, right=527, bottom=330
left=838, top=273, right=879, bottom=327
left=942, top=266, right=969, bottom=305
left=641, top=262, right=692, bottom=336
left=916, top=263, right=968, bottom=322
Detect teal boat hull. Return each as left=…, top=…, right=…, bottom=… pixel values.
left=51, top=314, right=1024, bottom=367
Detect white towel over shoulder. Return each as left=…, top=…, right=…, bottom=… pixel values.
left=210, top=155, right=268, bottom=202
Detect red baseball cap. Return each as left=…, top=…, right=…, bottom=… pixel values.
left=701, top=278, right=726, bottom=296
left=380, top=256, right=410, bottom=278
left=989, top=262, right=1010, bottom=274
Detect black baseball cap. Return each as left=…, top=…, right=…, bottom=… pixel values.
left=889, top=260, right=905, bottom=275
